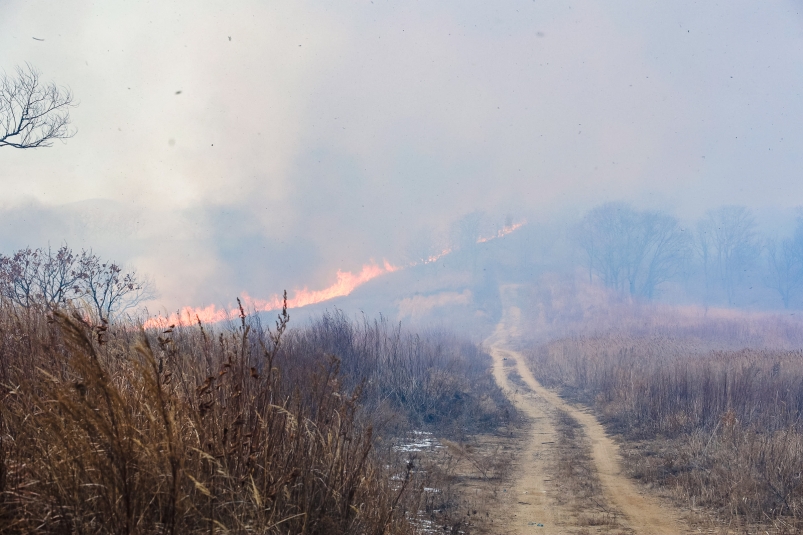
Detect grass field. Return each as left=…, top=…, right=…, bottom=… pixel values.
left=0, top=301, right=512, bottom=534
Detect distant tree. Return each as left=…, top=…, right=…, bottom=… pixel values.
left=577, top=203, right=689, bottom=299
left=576, top=202, right=633, bottom=291
left=697, top=206, right=760, bottom=305
left=37, top=245, right=83, bottom=306
left=405, top=227, right=447, bottom=265
left=452, top=211, right=484, bottom=249
left=77, top=252, right=153, bottom=321
left=695, top=219, right=714, bottom=306
left=0, top=64, right=75, bottom=149
left=0, top=245, right=152, bottom=321
left=639, top=211, right=692, bottom=299
left=765, top=220, right=803, bottom=309
left=0, top=247, right=43, bottom=307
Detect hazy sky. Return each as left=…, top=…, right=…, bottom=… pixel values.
left=2, top=1, right=803, bottom=312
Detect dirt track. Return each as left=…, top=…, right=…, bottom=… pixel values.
left=485, top=302, right=686, bottom=534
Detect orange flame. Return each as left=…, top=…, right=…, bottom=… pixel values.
left=143, top=260, right=399, bottom=329
left=476, top=220, right=526, bottom=243
left=423, top=247, right=453, bottom=264
left=143, top=220, right=527, bottom=328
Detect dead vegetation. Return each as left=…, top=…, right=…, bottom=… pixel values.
left=423, top=425, right=518, bottom=534
left=527, top=317, right=803, bottom=533
left=552, top=409, right=626, bottom=533
left=0, top=300, right=514, bottom=534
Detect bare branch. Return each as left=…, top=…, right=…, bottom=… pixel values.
left=0, top=64, right=76, bottom=149
left=0, top=244, right=155, bottom=321
left=77, top=251, right=156, bottom=322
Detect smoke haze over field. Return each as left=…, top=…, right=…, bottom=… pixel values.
left=2, top=1, right=803, bottom=314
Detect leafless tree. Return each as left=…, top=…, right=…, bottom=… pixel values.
left=37, top=245, right=83, bottom=306
left=577, top=203, right=689, bottom=299
left=0, top=245, right=153, bottom=321
left=77, top=252, right=154, bottom=321
left=405, top=227, right=447, bottom=265
left=451, top=211, right=485, bottom=271
left=640, top=211, right=692, bottom=299
left=0, top=246, right=83, bottom=308
left=0, top=247, right=43, bottom=307
left=765, top=219, right=803, bottom=309
left=698, top=206, right=760, bottom=305
left=0, top=64, right=75, bottom=149
left=452, top=211, right=485, bottom=249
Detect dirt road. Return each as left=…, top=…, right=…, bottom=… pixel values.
left=485, top=303, right=685, bottom=534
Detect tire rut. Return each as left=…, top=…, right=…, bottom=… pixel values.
left=485, top=303, right=686, bottom=534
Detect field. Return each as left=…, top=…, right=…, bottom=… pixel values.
left=0, top=301, right=514, bottom=534
left=519, top=283, right=803, bottom=534
left=4, top=281, right=803, bottom=534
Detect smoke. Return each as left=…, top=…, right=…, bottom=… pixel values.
left=2, top=0, right=803, bottom=314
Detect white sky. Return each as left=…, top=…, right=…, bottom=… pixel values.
left=2, top=0, right=803, bottom=311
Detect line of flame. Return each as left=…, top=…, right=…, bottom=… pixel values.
left=143, top=221, right=526, bottom=329
left=422, top=247, right=453, bottom=264
left=143, top=260, right=399, bottom=328
left=476, top=220, right=526, bottom=243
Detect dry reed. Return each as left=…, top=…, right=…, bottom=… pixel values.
left=0, top=301, right=512, bottom=534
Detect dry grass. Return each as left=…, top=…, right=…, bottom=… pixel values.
left=526, top=312, right=803, bottom=532
left=0, top=301, right=513, bottom=534
left=551, top=409, right=626, bottom=533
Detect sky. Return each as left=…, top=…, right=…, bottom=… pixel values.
left=2, top=0, right=803, bottom=315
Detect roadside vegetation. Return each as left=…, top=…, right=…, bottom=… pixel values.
left=526, top=304, right=803, bottom=533
left=0, top=298, right=513, bottom=534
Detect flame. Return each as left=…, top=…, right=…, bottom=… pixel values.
left=144, top=260, right=399, bottom=328
left=144, top=220, right=527, bottom=328
left=476, top=220, right=526, bottom=243
left=423, top=247, right=453, bottom=264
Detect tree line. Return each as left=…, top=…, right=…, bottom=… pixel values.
left=576, top=202, right=803, bottom=308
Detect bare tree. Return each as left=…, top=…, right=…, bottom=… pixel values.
left=577, top=202, right=632, bottom=291
left=0, top=245, right=153, bottom=321
left=576, top=203, right=689, bottom=299
left=0, top=246, right=82, bottom=308
left=451, top=211, right=485, bottom=271
left=452, top=211, right=485, bottom=249
left=405, top=227, right=447, bottom=265
left=77, top=252, right=154, bottom=321
left=698, top=206, right=760, bottom=305
left=640, top=211, right=692, bottom=299
left=37, top=245, right=83, bottom=306
left=0, top=64, right=75, bottom=149
left=0, top=247, right=43, bottom=307
left=765, top=219, right=803, bottom=309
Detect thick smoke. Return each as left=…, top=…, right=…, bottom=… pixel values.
left=1, top=1, right=802, bottom=316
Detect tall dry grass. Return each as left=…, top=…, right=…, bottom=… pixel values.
left=283, top=310, right=512, bottom=438
left=527, top=322, right=803, bottom=529
left=0, top=301, right=511, bottom=534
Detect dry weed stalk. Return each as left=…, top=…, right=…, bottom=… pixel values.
left=0, top=299, right=512, bottom=534
left=0, top=301, right=413, bottom=534
left=527, top=323, right=803, bottom=531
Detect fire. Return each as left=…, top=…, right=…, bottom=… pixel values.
left=476, top=220, right=526, bottom=243
left=423, top=247, right=453, bottom=264
left=144, top=260, right=399, bottom=328
left=144, top=220, right=527, bottom=329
